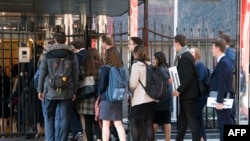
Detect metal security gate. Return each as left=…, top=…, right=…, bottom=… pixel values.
left=0, top=22, right=45, bottom=138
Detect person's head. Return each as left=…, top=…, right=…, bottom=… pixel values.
left=84, top=48, right=101, bottom=76
left=43, top=38, right=54, bottom=47
left=43, top=38, right=55, bottom=51
left=101, top=33, right=114, bottom=50
left=133, top=45, right=150, bottom=61
left=105, top=48, right=123, bottom=67
left=54, top=32, right=66, bottom=44
left=218, top=33, right=230, bottom=46
left=190, top=47, right=201, bottom=62
left=70, top=40, right=84, bottom=50
left=152, top=51, right=168, bottom=67
left=129, top=37, right=143, bottom=51
left=174, top=34, right=187, bottom=51
left=211, top=39, right=227, bottom=58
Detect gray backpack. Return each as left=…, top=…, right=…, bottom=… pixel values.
left=46, top=52, right=74, bottom=94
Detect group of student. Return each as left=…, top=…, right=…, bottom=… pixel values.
left=33, top=31, right=174, bottom=141
left=32, top=31, right=235, bottom=141
left=172, top=34, right=235, bottom=141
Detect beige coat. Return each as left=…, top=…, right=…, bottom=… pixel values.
left=129, top=61, right=157, bottom=107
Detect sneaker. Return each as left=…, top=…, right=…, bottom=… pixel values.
left=73, top=132, right=83, bottom=140
left=68, top=132, right=73, bottom=140
left=76, top=136, right=83, bottom=141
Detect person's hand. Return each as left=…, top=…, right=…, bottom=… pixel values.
left=38, top=93, right=44, bottom=101
left=168, top=78, right=172, bottom=84
left=216, top=103, right=223, bottom=110
left=172, top=91, right=180, bottom=97
left=72, top=94, right=76, bottom=101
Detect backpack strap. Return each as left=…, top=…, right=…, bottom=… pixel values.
left=137, top=60, right=148, bottom=92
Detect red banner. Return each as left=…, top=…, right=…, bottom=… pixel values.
left=240, top=0, right=250, bottom=71
left=130, top=0, right=138, bottom=37
left=240, top=0, right=250, bottom=49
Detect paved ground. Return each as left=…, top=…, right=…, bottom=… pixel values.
left=1, top=138, right=219, bottom=141
left=1, top=134, right=220, bottom=141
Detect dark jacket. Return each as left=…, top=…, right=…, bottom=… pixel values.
left=209, top=56, right=234, bottom=103
left=97, top=65, right=110, bottom=101
left=177, top=52, right=199, bottom=99
left=0, top=74, right=11, bottom=111
left=196, top=61, right=209, bottom=99
left=154, top=65, right=173, bottom=111
left=77, top=49, right=88, bottom=67
left=37, top=44, right=79, bottom=100
left=225, top=47, right=236, bottom=70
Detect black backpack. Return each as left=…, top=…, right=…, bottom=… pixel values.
left=139, top=61, right=168, bottom=100
left=46, top=52, right=74, bottom=94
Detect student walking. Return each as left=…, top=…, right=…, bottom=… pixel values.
left=172, top=34, right=201, bottom=141
left=209, top=39, right=235, bottom=141
left=152, top=51, right=173, bottom=141
left=98, top=34, right=126, bottom=141
left=77, top=48, right=102, bottom=141
left=37, top=32, right=79, bottom=141
left=190, top=47, right=209, bottom=141
left=129, top=45, right=157, bottom=141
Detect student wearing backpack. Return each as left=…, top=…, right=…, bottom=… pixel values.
left=129, top=45, right=158, bottom=141
left=152, top=51, right=173, bottom=141
left=33, top=39, right=55, bottom=139
left=190, top=47, right=209, bottom=141
left=172, top=34, right=201, bottom=141
left=128, top=37, right=143, bottom=67
left=37, top=32, right=79, bottom=141
left=77, top=48, right=102, bottom=141
left=98, top=47, right=126, bottom=141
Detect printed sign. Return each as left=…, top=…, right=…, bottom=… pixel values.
left=207, top=97, right=234, bottom=109
left=18, top=47, right=30, bottom=63
left=169, top=66, right=180, bottom=91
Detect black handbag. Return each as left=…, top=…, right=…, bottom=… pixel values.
left=198, top=79, right=209, bottom=96
left=77, top=76, right=97, bottom=100
left=194, top=63, right=209, bottom=96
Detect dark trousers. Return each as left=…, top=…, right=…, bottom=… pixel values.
left=216, top=108, right=234, bottom=141
left=84, top=114, right=102, bottom=141
left=196, top=96, right=207, bottom=141
left=69, top=108, right=83, bottom=137
left=176, top=98, right=200, bottom=141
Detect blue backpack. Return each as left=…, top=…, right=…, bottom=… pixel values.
left=106, top=65, right=128, bottom=102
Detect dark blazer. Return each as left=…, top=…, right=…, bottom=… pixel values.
left=97, top=65, right=111, bottom=101
left=155, top=64, right=173, bottom=111
left=209, top=56, right=234, bottom=103
left=177, top=52, right=199, bottom=99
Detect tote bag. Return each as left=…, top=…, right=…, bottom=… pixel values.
left=77, top=76, right=96, bottom=100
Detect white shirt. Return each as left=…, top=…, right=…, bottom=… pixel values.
left=217, top=54, right=225, bottom=63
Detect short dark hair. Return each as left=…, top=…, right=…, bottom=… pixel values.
left=131, top=37, right=143, bottom=45
left=219, top=34, right=230, bottom=45
left=70, top=40, right=84, bottom=49
left=174, top=34, right=187, bottom=47
left=54, top=32, right=66, bottom=44
left=213, top=39, right=227, bottom=53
